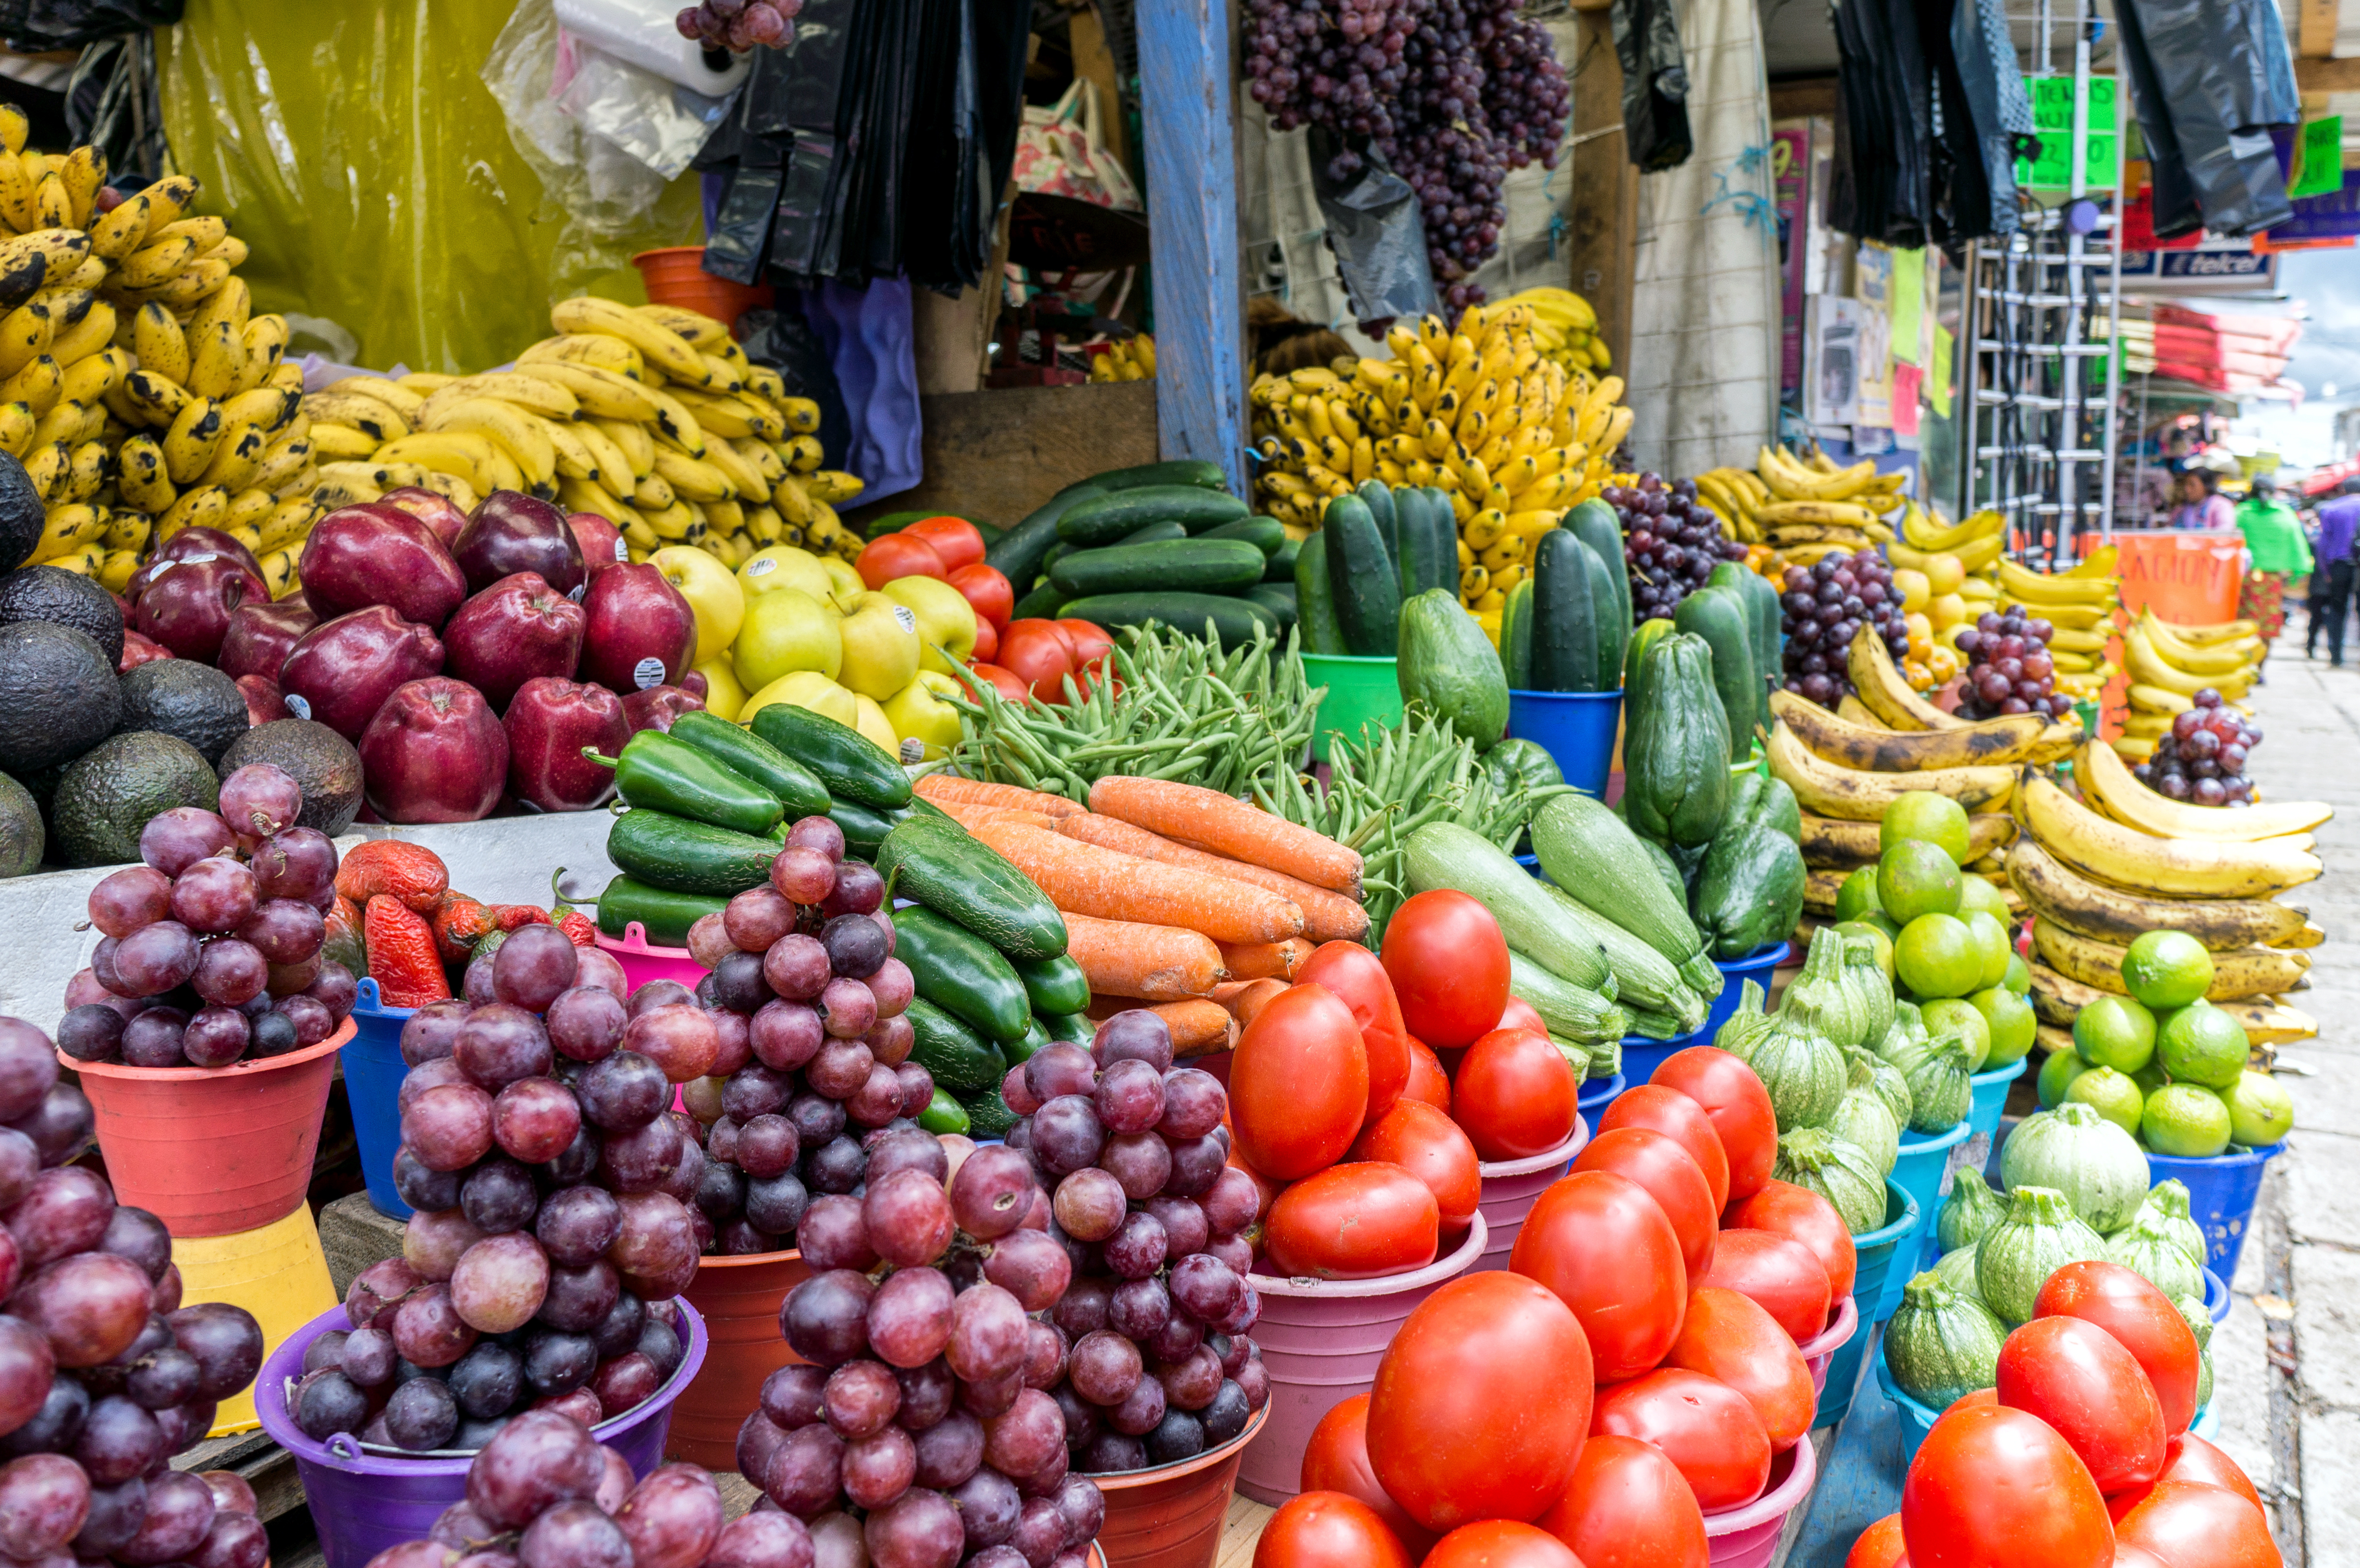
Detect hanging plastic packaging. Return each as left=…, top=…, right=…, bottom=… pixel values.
left=0, top=0, right=179, bottom=49
left=2114, top=0, right=2298, bottom=239
left=1306, top=127, right=1438, bottom=326
left=1611, top=0, right=1692, bottom=172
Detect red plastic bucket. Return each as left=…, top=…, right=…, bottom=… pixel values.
left=1094, top=1404, right=1269, bottom=1568
left=596, top=922, right=710, bottom=995
left=1473, top=1123, right=1589, bottom=1272
left=68, top=1019, right=353, bottom=1238
left=1702, top=1431, right=1818, bottom=1566
left=665, top=1249, right=813, bottom=1470
left=1799, top=1292, right=1857, bottom=1397
left=1233, top=1215, right=1487, bottom=1506
left=630, top=247, right=773, bottom=338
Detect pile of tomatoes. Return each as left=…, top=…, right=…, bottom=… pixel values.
left=854, top=519, right=1115, bottom=708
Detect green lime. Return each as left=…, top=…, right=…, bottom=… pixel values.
left=1972, top=985, right=2037, bottom=1068
left=1895, top=913, right=1980, bottom=1000
left=1878, top=839, right=1965, bottom=924
left=2122, top=931, right=2215, bottom=1010
left=2066, top=1065, right=2147, bottom=1136
left=2224, top=1069, right=2293, bottom=1147
left=1957, top=876, right=2011, bottom=923
left=2073, top=994, right=2157, bottom=1075
left=1833, top=920, right=1895, bottom=982
left=2132, top=1060, right=2171, bottom=1095
left=2038, top=1047, right=2090, bottom=1108
left=2156, top=1001, right=2248, bottom=1091
left=1963, top=910, right=2014, bottom=991
left=1922, top=997, right=1992, bottom=1071
left=1835, top=867, right=1885, bottom=925
left=2143, top=1084, right=2233, bottom=1157
left=2003, top=952, right=2031, bottom=996
left=1881, top=792, right=1973, bottom=866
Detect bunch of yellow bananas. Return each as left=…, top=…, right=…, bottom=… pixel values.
left=1720, top=445, right=1905, bottom=562
left=2110, top=609, right=2264, bottom=760
left=1988, top=549, right=2124, bottom=699
left=1495, top=286, right=1610, bottom=375
left=1086, top=335, right=1154, bottom=382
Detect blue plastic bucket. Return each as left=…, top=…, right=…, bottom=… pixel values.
left=1618, top=1029, right=1705, bottom=1096
left=345, top=979, right=417, bottom=1220
left=2204, top=1266, right=2229, bottom=1324
left=2145, top=1141, right=2284, bottom=1283
left=1968, top=1057, right=2027, bottom=1142
left=1815, top=1178, right=1919, bottom=1429
left=1302, top=653, right=1404, bottom=762
left=1884, top=1121, right=1973, bottom=1321
left=1701, top=941, right=1789, bottom=1044
left=1506, top=688, right=1622, bottom=798
left=1577, top=1072, right=1626, bottom=1137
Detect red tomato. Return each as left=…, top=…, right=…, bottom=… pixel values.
left=1424, top=1521, right=1585, bottom=1568
left=1352, top=1100, right=1481, bottom=1231
left=2137, top=1433, right=2263, bottom=1513
left=947, top=562, right=1014, bottom=631
left=1453, top=1027, right=1578, bottom=1160
left=1664, top=1287, right=1816, bottom=1450
left=1294, top=942, right=1412, bottom=1127
left=1590, top=1369, right=1772, bottom=1512
left=1229, top=983, right=1370, bottom=1180
left=1499, top=996, right=1547, bottom=1034
left=2111, top=1550, right=2170, bottom=1568
left=1943, top=1388, right=1998, bottom=1417
left=1599, top=1085, right=1731, bottom=1211
left=964, top=662, right=1032, bottom=703
left=902, top=515, right=985, bottom=574
left=1299, top=1395, right=1438, bottom=1557
left=1401, top=1038, right=1452, bottom=1114
left=1252, top=1491, right=1416, bottom=1568
left=969, top=616, right=999, bottom=663
left=1056, top=617, right=1114, bottom=672
left=1574, top=1127, right=1718, bottom=1281
left=1724, top=1180, right=1858, bottom=1299
left=1381, top=890, right=1511, bottom=1051
left=1846, top=1515, right=1909, bottom=1568
left=1510, top=1170, right=1687, bottom=1382
left=855, top=532, right=946, bottom=589
left=1698, top=1229, right=1833, bottom=1343
left=1366, top=1273, right=1593, bottom=1532
left=2034, top=1262, right=2202, bottom=1437
left=1899, top=1406, right=2114, bottom=1568
left=1264, top=1162, right=1441, bottom=1279
left=996, top=620, right=1077, bottom=703
left=1995, top=1316, right=2165, bottom=1495
left=1650, top=1047, right=1778, bottom=1202
left=2111, top=1482, right=2277, bottom=1568
left=1537, top=1433, right=1709, bottom=1568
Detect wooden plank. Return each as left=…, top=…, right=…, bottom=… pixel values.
left=1770, top=77, right=1840, bottom=120
left=1219, top=1494, right=1275, bottom=1566
left=2295, top=56, right=2360, bottom=92
left=1565, top=9, right=1638, bottom=372
left=839, top=380, right=1161, bottom=531
left=1135, top=0, right=1249, bottom=495
left=174, top=1428, right=307, bottom=1523
left=2298, top=0, right=2338, bottom=58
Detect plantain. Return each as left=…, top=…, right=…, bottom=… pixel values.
left=2029, top=917, right=2308, bottom=1004
left=1798, top=811, right=2016, bottom=870
left=1766, top=721, right=2015, bottom=821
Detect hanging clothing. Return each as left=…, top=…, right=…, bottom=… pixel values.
left=1611, top=0, right=1692, bottom=171
left=2114, top=0, right=2298, bottom=239
left=1828, top=0, right=2030, bottom=250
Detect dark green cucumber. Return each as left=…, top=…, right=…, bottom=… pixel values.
left=1709, top=561, right=1782, bottom=739
left=1530, top=528, right=1600, bottom=692
left=917, top=1090, right=971, bottom=1136
left=963, top=1089, right=1019, bottom=1137
left=987, top=485, right=1104, bottom=593
left=1116, top=520, right=1191, bottom=547
left=1355, top=480, right=1398, bottom=566
left=1011, top=581, right=1068, bottom=619
left=1056, top=486, right=1250, bottom=546
left=1577, top=535, right=1628, bottom=692
left=876, top=817, right=1069, bottom=960
left=593, top=876, right=726, bottom=946
left=1322, top=494, right=1401, bottom=657
left=1012, top=951, right=1090, bottom=1016
left=827, top=798, right=918, bottom=859
left=1673, top=583, right=1758, bottom=760
left=904, top=997, right=1007, bottom=1094
left=1265, top=536, right=1301, bottom=583
left=894, top=905, right=1032, bottom=1041
left=1052, top=592, right=1278, bottom=651
left=1006, top=1016, right=1050, bottom=1065
left=1500, top=576, right=1536, bottom=689
left=1201, top=515, right=1287, bottom=556
left=1241, top=582, right=1298, bottom=634
left=1295, top=531, right=1347, bottom=654
left=1049, top=539, right=1268, bottom=598
left=1084, top=459, right=1228, bottom=492
left=1041, top=1010, right=1095, bottom=1046
left=1392, top=488, right=1454, bottom=602
left=1565, top=500, right=1632, bottom=636
left=748, top=701, right=910, bottom=810
left=605, top=809, right=780, bottom=897
left=667, top=710, right=831, bottom=817
left=1042, top=542, right=1075, bottom=575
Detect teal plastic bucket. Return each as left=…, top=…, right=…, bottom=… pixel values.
left=344, top=979, right=417, bottom=1220
left=1968, top=1057, right=2027, bottom=1142
left=1876, top=1352, right=2219, bottom=1469
left=1883, top=1122, right=1972, bottom=1321
left=1815, top=1179, right=1919, bottom=1429
left=1505, top=688, right=1622, bottom=798
left=1302, top=653, right=1403, bottom=761
left=1577, top=1072, right=1625, bottom=1137
left=2146, top=1141, right=2284, bottom=1283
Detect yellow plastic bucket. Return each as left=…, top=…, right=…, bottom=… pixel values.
left=172, top=1205, right=338, bottom=1435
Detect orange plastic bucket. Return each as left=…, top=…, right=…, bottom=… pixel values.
left=1094, top=1405, right=1268, bottom=1568
left=630, top=248, right=774, bottom=339
left=68, top=1020, right=352, bottom=1238
left=665, top=1248, right=812, bottom=1470
left=2116, top=531, right=2245, bottom=625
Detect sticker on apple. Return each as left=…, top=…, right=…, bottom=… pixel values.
left=892, top=604, right=917, bottom=634
left=284, top=694, right=312, bottom=720
left=747, top=557, right=776, bottom=577
left=633, top=657, right=666, bottom=691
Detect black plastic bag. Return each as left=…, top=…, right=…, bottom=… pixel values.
left=2116, top=0, right=2296, bottom=239
left=1610, top=0, right=1690, bottom=172
left=738, top=306, right=854, bottom=479
left=1307, top=127, right=1438, bottom=325
left=0, top=0, right=176, bottom=49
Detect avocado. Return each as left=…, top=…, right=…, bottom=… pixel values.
left=51, top=731, right=221, bottom=867
left=0, top=771, right=40, bottom=876
left=0, top=622, right=122, bottom=774
left=117, top=660, right=248, bottom=766
left=0, top=451, right=40, bottom=573
left=218, top=719, right=364, bottom=836
left=0, top=565, right=123, bottom=666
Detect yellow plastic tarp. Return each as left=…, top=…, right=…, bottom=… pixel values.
left=157, top=0, right=701, bottom=373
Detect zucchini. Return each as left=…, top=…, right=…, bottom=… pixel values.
left=917, top=1089, right=972, bottom=1136
left=1507, top=950, right=1626, bottom=1044
left=1012, top=952, right=1091, bottom=1016
left=1355, top=480, right=1398, bottom=565
left=1265, top=536, right=1301, bottom=583
left=1056, top=486, right=1251, bottom=546
left=1393, top=488, right=1454, bottom=603
left=894, top=905, right=1033, bottom=1041
left=876, top=816, right=1069, bottom=960
left=1201, top=515, right=1287, bottom=556
left=1537, top=878, right=1708, bottom=1029
left=606, top=808, right=780, bottom=898
left=1500, top=576, right=1536, bottom=689
left=1053, top=591, right=1278, bottom=651
left=1294, top=531, right=1347, bottom=654
left=747, top=702, right=911, bottom=809
left=1673, top=584, right=1759, bottom=760
left=988, top=485, right=1103, bottom=593
left=1049, top=539, right=1268, bottom=598
left=1085, top=459, right=1229, bottom=492
left=1116, top=520, right=1191, bottom=547
left=904, top=997, right=1008, bottom=1094
left=1529, top=792, right=1720, bottom=999
left=1011, top=581, right=1068, bottom=619
left=1321, top=494, right=1401, bottom=657
left=1529, top=528, right=1600, bottom=692
left=1240, top=582, right=1298, bottom=634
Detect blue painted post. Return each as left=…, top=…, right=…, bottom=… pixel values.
left=1135, top=0, right=1249, bottom=496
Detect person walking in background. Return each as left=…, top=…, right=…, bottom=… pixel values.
left=2235, top=474, right=2312, bottom=659
left=2168, top=464, right=2237, bottom=530
left=2309, top=478, right=2360, bottom=664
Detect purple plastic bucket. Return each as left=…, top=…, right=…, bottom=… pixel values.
left=1232, top=1214, right=1487, bottom=1507
left=2146, top=1141, right=2284, bottom=1283
left=255, top=1300, right=708, bottom=1568
left=1799, top=1292, right=1858, bottom=1397
left=344, top=978, right=417, bottom=1219
left=1473, top=1124, right=1589, bottom=1272
left=1578, top=1072, right=1626, bottom=1137
left=1702, top=1432, right=1818, bottom=1567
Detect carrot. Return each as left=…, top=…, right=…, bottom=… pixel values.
left=1217, top=937, right=1317, bottom=981
left=1058, top=813, right=1369, bottom=943
left=1062, top=913, right=1225, bottom=1001
left=1082, top=994, right=1241, bottom=1054
left=1213, top=978, right=1289, bottom=1030
left=968, top=821, right=1304, bottom=944
left=913, top=776, right=1084, bottom=817
left=924, top=801, right=1058, bottom=832
left=1088, top=776, right=1363, bottom=894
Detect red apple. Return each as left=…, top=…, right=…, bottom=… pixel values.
left=621, top=685, right=704, bottom=736
left=299, top=503, right=469, bottom=628
left=504, top=677, right=629, bottom=812
left=117, top=632, right=170, bottom=673
left=235, top=675, right=288, bottom=727
left=359, top=678, right=508, bottom=823
left=579, top=563, right=696, bottom=694
left=280, top=607, right=445, bottom=740
left=569, top=513, right=626, bottom=576
left=378, top=487, right=472, bottom=549
left=678, top=670, right=709, bottom=701
left=442, top=573, right=586, bottom=713
left=455, top=492, right=587, bottom=597
left=134, top=554, right=270, bottom=662
left=218, top=600, right=318, bottom=682
left=126, top=526, right=263, bottom=600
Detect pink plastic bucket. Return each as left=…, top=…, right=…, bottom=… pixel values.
left=1799, top=1292, right=1857, bottom=1397
left=1703, top=1426, right=1818, bottom=1567
left=595, top=922, right=710, bottom=994
left=1473, top=1122, right=1589, bottom=1272
left=1232, top=1214, right=1487, bottom=1507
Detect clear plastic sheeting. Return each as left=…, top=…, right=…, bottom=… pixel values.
left=158, top=0, right=701, bottom=373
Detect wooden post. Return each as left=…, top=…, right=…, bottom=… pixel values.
left=1136, top=0, right=1249, bottom=494
left=2298, top=0, right=2337, bottom=59
left=1565, top=9, right=1638, bottom=373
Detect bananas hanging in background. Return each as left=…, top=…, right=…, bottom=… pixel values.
left=1086, top=334, right=1155, bottom=382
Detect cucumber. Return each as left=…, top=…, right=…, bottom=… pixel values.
left=1241, top=582, right=1298, bottom=634
left=1294, top=531, right=1347, bottom=654
left=1576, top=536, right=1626, bottom=693
left=1084, top=459, right=1229, bottom=492
left=1011, top=581, right=1068, bottom=619
left=1042, top=1010, right=1095, bottom=1046
left=1012, top=952, right=1090, bottom=1016
left=1673, top=583, right=1759, bottom=760
left=1500, top=576, right=1536, bottom=689
left=1565, top=499, right=1632, bottom=639
left=747, top=702, right=910, bottom=809
left=1053, top=592, right=1278, bottom=651
left=1049, top=539, right=1268, bottom=598
left=1042, top=542, right=1074, bottom=575
left=1322, top=494, right=1401, bottom=657
left=963, top=1089, right=1019, bottom=1138
left=1116, top=520, right=1191, bottom=547
left=1006, top=1015, right=1051, bottom=1065
left=917, top=1090, right=972, bottom=1136
left=987, top=485, right=1103, bottom=593
left=1530, top=528, right=1600, bottom=692
left=904, top=997, right=1008, bottom=1094
left=876, top=816, right=1069, bottom=960
left=1709, top=561, right=1782, bottom=739
left=1200, top=515, right=1287, bottom=556
left=827, top=797, right=927, bottom=860
left=1355, top=480, right=1398, bottom=565
left=1265, top=536, right=1300, bottom=583
left=605, top=809, right=780, bottom=898
left=1056, top=486, right=1250, bottom=546
left=895, top=905, right=1033, bottom=1042
left=1393, top=488, right=1454, bottom=603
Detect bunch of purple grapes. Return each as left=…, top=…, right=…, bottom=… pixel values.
left=1954, top=609, right=2075, bottom=721
left=58, top=765, right=358, bottom=1070
left=674, top=0, right=796, bottom=50
left=1614, top=475, right=1749, bottom=624
left=1778, top=549, right=1911, bottom=706
left=364, top=1409, right=809, bottom=1568
left=2136, top=688, right=2259, bottom=807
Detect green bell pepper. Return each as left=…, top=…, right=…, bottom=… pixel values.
left=585, top=731, right=784, bottom=837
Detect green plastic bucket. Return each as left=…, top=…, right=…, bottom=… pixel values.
left=1303, top=652, right=1404, bottom=761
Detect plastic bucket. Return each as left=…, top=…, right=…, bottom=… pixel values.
left=666, top=1249, right=813, bottom=1470
left=1884, top=1121, right=1972, bottom=1322
left=1620, top=1028, right=1704, bottom=1096
left=1798, top=1293, right=1858, bottom=1398
left=1968, top=1057, right=2027, bottom=1142
left=596, top=922, right=711, bottom=995
left=1474, top=1127, right=1588, bottom=1273
left=1234, top=1217, right=1486, bottom=1506
left=1815, top=1179, right=1919, bottom=1429
left=1302, top=653, right=1403, bottom=762
left=629, top=247, right=772, bottom=336
left=2205, top=1266, right=2230, bottom=1324
left=256, top=1299, right=708, bottom=1568
left=1095, top=1403, right=1270, bottom=1568
left=1578, top=1073, right=1625, bottom=1137
left=1875, top=1353, right=2223, bottom=1467
left=344, top=979, right=417, bottom=1220
left=1702, top=1432, right=1818, bottom=1567
left=1704, top=942, right=1789, bottom=1043
left=1506, top=688, right=1622, bottom=798
left=69, top=1019, right=353, bottom=1238
left=173, top=1205, right=339, bottom=1436
left=2146, top=1142, right=2284, bottom=1283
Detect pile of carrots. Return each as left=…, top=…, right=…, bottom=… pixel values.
left=910, top=773, right=1371, bottom=1056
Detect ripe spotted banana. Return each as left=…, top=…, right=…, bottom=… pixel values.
left=518, top=334, right=645, bottom=380
left=1766, top=721, right=2016, bottom=821
left=428, top=399, right=554, bottom=486
left=2122, top=627, right=2252, bottom=700
left=549, top=296, right=710, bottom=385
left=416, top=373, right=579, bottom=426
left=2073, top=738, right=2329, bottom=844
left=301, top=392, right=408, bottom=444
left=2029, top=916, right=2307, bottom=1004
left=2016, top=770, right=2320, bottom=900
left=1845, top=625, right=1963, bottom=731
left=2006, top=836, right=2304, bottom=953
left=525, top=362, right=657, bottom=423
left=1797, top=810, right=2016, bottom=870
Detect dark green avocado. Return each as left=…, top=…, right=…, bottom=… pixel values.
left=51, top=731, right=220, bottom=867
left=0, top=565, right=123, bottom=665
left=0, top=451, right=39, bottom=573
left=0, top=771, right=40, bottom=876
left=0, top=622, right=121, bottom=774
left=218, top=719, right=364, bottom=836
left=117, top=660, right=248, bottom=766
